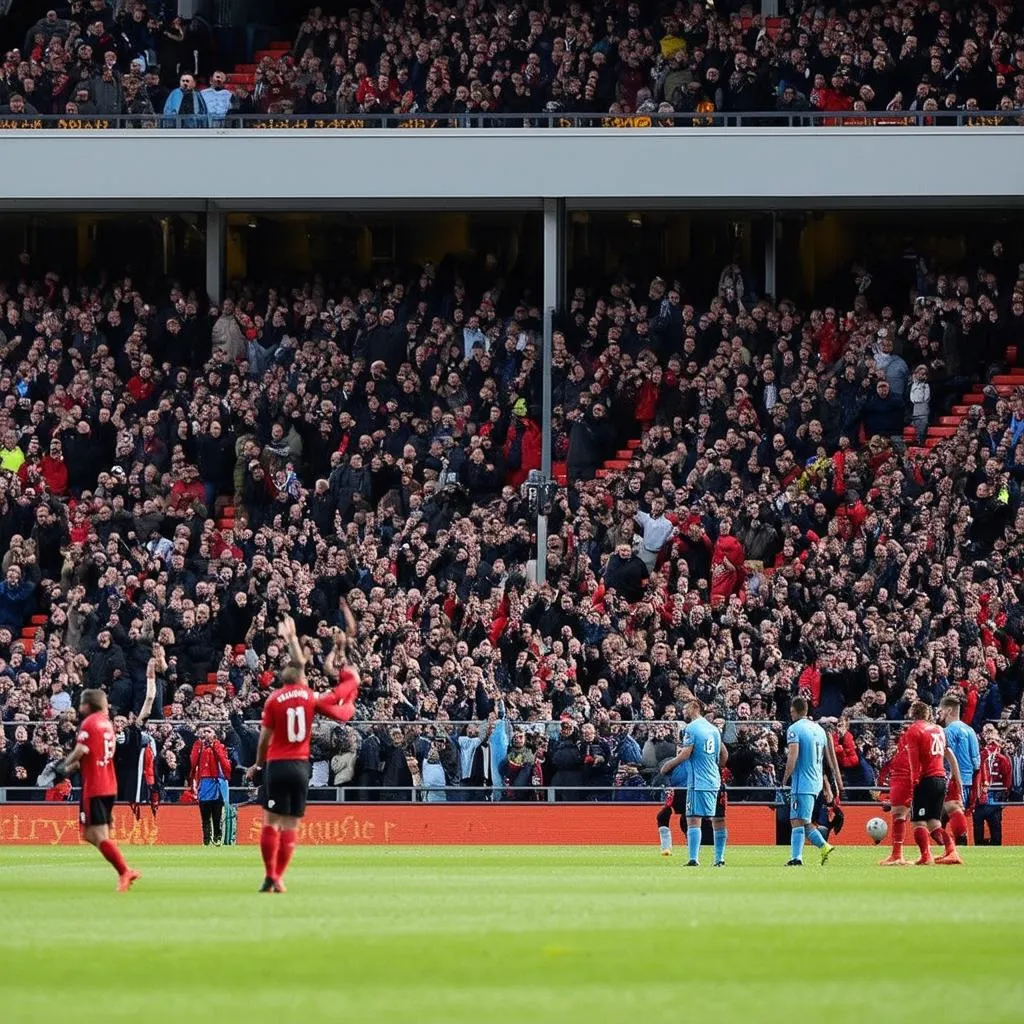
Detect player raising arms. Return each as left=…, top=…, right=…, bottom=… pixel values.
left=245, top=613, right=360, bottom=893
left=783, top=696, right=841, bottom=866
left=875, top=726, right=913, bottom=866
left=937, top=694, right=979, bottom=847
left=905, top=701, right=963, bottom=866
left=46, top=682, right=149, bottom=891
left=659, top=698, right=728, bottom=867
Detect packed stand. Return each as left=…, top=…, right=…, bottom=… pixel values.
left=0, top=1, right=228, bottom=120
left=0, top=241, right=1023, bottom=809
left=269, top=1, right=1022, bottom=121
left=3, top=1, right=1022, bottom=125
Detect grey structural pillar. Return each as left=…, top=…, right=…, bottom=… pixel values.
left=764, top=212, right=778, bottom=302
left=206, top=202, right=225, bottom=305
left=761, top=0, right=779, bottom=16
left=554, top=197, right=567, bottom=312
left=536, top=197, right=566, bottom=586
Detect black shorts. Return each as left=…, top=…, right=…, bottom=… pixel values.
left=715, top=787, right=728, bottom=819
left=262, top=759, right=310, bottom=818
left=813, top=792, right=828, bottom=826
left=912, top=777, right=946, bottom=823
left=80, top=795, right=115, bottom=828
left=664, top=788, right=687, bottom=815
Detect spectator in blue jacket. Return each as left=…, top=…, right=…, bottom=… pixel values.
left=413, top=743, right=448, bottom=802
left=0, top=563, right=37, bottom=629
left=201, top=70, right=232, bottom=122
left=873, top=333, right=909, bottom=398
left=163, top=73, right=208, bottom=127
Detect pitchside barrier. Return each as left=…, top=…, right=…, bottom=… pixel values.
left=1, top=802, right=1022, bottom=847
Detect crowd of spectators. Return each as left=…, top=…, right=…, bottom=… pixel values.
left=3, top=1, right=1024, bottom=123
left=0, top=1, right=220, bottom=119
left=0, top=229, right=1023, bottom=806
left=252, top=1, right=1024, bottom=121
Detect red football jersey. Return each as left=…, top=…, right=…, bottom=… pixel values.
left=878, top=731, right=912, bottom=785
left=77, top=710, right=117, bottom=798
left=905, top=721, right=946, bottom=782
left=261, top=681, right=356, bottom=763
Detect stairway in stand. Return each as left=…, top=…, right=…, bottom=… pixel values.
left=594, top=437, right=643, bottom=479
left=903, top=344, right=1020, bottom=455
left=224, top=40, right=292, bottom=94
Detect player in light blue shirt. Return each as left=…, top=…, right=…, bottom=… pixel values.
left=659, top=699, right=727, bottom=866
left=783, top=696, right=841, bottom=866
left=939, top=694, right=980, bottom=845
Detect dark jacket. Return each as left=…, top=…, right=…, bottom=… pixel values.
left=567, top=411, right=616, bottom=481
left=603, top=553, right=649, bottom=603
left=861, top=392, right=904, bottom=437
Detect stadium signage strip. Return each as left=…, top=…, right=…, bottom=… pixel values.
left=1, top=805, right=1021, bottom=846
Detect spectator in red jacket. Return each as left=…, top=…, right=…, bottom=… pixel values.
left=168, top=464, right=207, bottom=513
left=189, top=726, right=232, bottom=846
left=39, top=438, right=70, bottom=496
left=710, top=534, right=745, bottom=607
left=831, top=717, right=861, bottom=787
left=503, top=400, right=542, bottom=488
left=974, top=724, right=1013, bottom=846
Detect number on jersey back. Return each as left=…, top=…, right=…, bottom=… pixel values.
left=262, top=686, right=317, bottom=762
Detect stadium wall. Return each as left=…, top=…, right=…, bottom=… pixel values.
left=0, top=128, right=1022, bottom=208
left=1, top=805, right=1022, bottom=846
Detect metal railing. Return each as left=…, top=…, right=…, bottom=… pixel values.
left=10, top=717, right=1021, bottom=737
left=0, top=110, right=1020, bottom=131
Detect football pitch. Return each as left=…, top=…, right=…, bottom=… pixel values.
left=2, top=846, right=1022, bottom=1024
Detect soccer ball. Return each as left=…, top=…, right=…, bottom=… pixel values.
left=866, top=817, right=888, bottom=845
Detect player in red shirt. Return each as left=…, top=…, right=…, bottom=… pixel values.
left=245, top=613, right=360, bottom=892
left=904, top=702, right=963, bottom=866
left=50, top=688, right=141, bottom=891
left=875, top=727, right=913, bottom=866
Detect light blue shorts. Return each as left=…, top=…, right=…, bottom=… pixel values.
left=790, top=793, right=816, bottom=822
left=687, top=790, right=718, bottom=818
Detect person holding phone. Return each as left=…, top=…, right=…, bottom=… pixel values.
left=189, top=725, right=232, bottom=846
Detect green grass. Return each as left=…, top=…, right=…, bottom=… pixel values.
left=1, top=846, right=1022, bottom=1024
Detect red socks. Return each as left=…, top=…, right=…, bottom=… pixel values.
left=931, top=826, right=955, bottom=856
left=891, top=819, right=906, bottom=855
left=948, top=810, right=968, bottom=845
left=99, top=839, right=128, bottom=875
left=914, top=826, right=930, bottom=858
left=261, top=825, right=299, bottom=881
left=276, top=829, right=298, bottom=880
left=260, top=826, right=280, bottom=878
